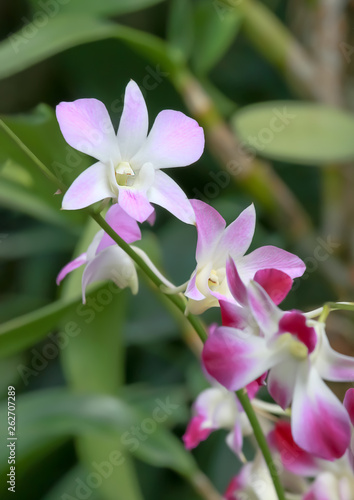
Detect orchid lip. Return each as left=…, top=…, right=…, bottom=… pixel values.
left=115, top=161, right=135, bottom=186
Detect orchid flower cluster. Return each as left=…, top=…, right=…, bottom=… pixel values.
left=56, top=81, right=354, bottom=500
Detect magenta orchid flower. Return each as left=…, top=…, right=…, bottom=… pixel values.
left=56, top=80, right=204, bottom=224
left=203, top=260, right=354, bottom=460
left=184, top=200, right=305, bottom=314
left=268, top=419, right=354, bottom=500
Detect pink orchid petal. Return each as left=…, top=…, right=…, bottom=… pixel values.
left=202, top=326, right=277, bottom=391
left=279, top=311, right=317, bottom=353
left=216, top=204, right=256, bottom=262
left=132, top=109, right=204, bottom=169
left=191, top=200, right=226, bottom=264
left=148, top=170, right=195, bottom=224
left=147, top=210, right=156, bottom=226
left=185, top=271, right=205, bottom=301
left=118, top=189, right=154, bottom=223
left=96, top=204, right=141, bottom=253
left=225, top=257, right=248, bottom=305
left=56, top=253, right=87, bottom=285
left=117, top=81, right=148, bottom=160
left=292, top=363, right=351, bottom=460
left=239, top=245, right=306, bottom=282
left=219, top=299, right=248, bottom=329
left=303, top=473, right=341, bottom=500
left=226, top=418, right=243, bottom=456
left=268, top=360, right=299, bottom=410
left=62, top=162, right=116, bottom=210
left=268, top=420, right=322, bottom=477
left=56, top=99, right=120, bottom=163
left=82, top=246, right=137, bottom=302
left=182, top=415, right=212, bottom=450
left=247, top=281, right=282, bottom=339
left=315, top=332, right=354, bottom=383
left=254, top=268, right=293, bottom=305
left=245, top=380, right=262, bottom=399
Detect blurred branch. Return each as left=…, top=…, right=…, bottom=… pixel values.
left=223, top=0, right=336, bottom=102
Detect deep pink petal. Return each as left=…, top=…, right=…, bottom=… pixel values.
left=182, top=415, right=212, bottom=450
left=279, top=311, right=317, bottom=353
left=118, top=189, right=154, bottom=223
left=254, top=268, right=293, bottom=305
left=315, top=332, right=354, bottom=383
left=202, top=326, right=276, bottom=391
left=219, top=299, right=248, bottom=329
left=132, top=109, right=204, bottom=169
left=225, top=257, right=248, bottom=306
left=344, top=389, right=354, bottom=426
left=292, top=364, right=351, bottom=460
left=216, top=204, right=256, bottom=261
left=96, top=204, right=141, bottom=253
left=56, top=253, right=87, bottom=285
left=148, top=170, right=195, bottom=224
left=268, top=420, right=322, bottom=477
left=117, top=80, right=148, bottom=160
left=191, top=199, right=226, bottom=264
left=56, top=99, right=120, bottom=162
left=62, top=162, right=116, bottom=210
left=239, top=245, right=306, bottom=281
left=268, top=360, right=298, bottom=410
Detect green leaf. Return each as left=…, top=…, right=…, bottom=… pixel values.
left=0, top=175, right=72, bottom=228
left=0, top=389, right=198, bottom=478
left=0, top=16, right=181, bottom=81
left=167, top=0, right=194, bottom=60
left=0, top=285, right=102, bottom=359
left=191, top=0, right=242, bottom=75
left=232, top=101, right=354, bottom=165
left=0, top=226, right=76, bottom=259
left=28, top=0, right=165, bottom=17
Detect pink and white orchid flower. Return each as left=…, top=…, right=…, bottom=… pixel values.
left=182, top=379, right=258, bottom=457
left=184, top=200, right=305, bottom=314
left=203, top=259, right=354, bottom=460
left=56, top=205, right=140, bottom=300
left=56, top=80, right=204, bottom=224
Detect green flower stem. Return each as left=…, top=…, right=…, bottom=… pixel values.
left=236, top=389, right=286, bottom=500
left=90, top=211, right=287, bottom=500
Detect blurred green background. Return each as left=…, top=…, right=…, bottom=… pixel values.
left=0, top=0, right=354, bottom=498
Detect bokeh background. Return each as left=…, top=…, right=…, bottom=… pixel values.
left=0, top=0, right=354, bottom=498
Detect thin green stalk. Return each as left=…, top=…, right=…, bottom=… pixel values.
left=0, top=118, right=67, bottom=192
left=89, top=211, right=208, bottom=343
left=237, top=389, right=286, bottom=500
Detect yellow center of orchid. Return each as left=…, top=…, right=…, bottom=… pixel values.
left=208, top=269, right=220, bottom=288
left=276, top=333, right=308, bottom=360
left=115, top=162, right=135, bottom=186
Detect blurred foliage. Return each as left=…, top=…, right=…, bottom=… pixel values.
left=0, top=0, right=353, bottom=499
